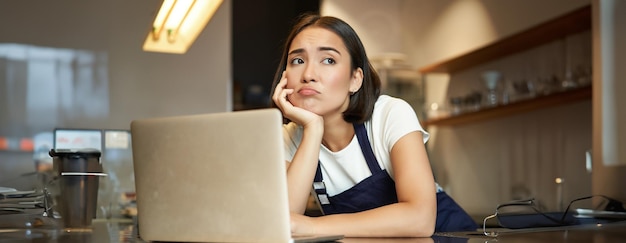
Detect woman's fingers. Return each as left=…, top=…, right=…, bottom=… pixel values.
left=273, top=71, right=295, bottom=111
left=272, top=71, right=289, bottom=105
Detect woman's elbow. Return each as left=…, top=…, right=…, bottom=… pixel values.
left=406, top=220, right=435, bottom=237
left=398, top=209, right=435, bottom=237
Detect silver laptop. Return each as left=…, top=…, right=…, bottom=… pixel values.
left=130, top=108, right=342, bottom=243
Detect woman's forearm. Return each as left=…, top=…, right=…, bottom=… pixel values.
left=286, top=121, right=324, bottom=213
left=310, top=201, right=435, bottom=237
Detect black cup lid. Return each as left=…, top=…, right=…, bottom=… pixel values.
left=49, top=148, right=102, bottom=158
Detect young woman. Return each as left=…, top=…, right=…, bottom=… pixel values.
left=271, top=14, right=476, bottom=237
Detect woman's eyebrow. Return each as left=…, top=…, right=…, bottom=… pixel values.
left=319, top=46, right=341, bottom=55
left=288, top=48, right=304, bottom=56
left=288, top=47, right=341, bottom=56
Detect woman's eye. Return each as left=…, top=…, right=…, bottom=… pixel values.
left=290, top=58, right=304, bottom=65
left=322, top=58, right=335, bottom=65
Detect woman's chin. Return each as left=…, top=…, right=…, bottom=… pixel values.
left=298, top=106, right=318, bottom=114
left=294, top=101, right=316, bottom=112
left=292, top=105, right=320, bottom=116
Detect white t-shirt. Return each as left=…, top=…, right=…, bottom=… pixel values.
left=282, top=95, right=429, bottom=196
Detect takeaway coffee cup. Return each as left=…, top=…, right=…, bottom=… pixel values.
left=49, top=149, right=106, bottom=230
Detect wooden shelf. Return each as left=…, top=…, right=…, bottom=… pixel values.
left=423, top=86, right=591, bottom=126
left=419, top=5, right=592, bottom=127
left=419, top=5, right=591, bottom=74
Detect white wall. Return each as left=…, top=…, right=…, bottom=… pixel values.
left=321, top=0, right=404, bottom=58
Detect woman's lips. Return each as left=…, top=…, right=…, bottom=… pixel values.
left=298, top=88, right=320, bottom=96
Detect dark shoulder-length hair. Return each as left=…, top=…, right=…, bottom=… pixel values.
left=270, top=13, right=381, bottom=124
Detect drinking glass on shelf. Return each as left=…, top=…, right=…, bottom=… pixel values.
left=482, top=70, right=501, bottom=107
left=485, top=89, right=499, bottom=107
left=449, top=97, right=463, bottom=115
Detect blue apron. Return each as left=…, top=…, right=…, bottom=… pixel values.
left=312, top=123, right=478, bottom=232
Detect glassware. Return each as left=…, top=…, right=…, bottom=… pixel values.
left=449, top=97, right=463, bottom=115
left=482, top=71, right=501, bottom=107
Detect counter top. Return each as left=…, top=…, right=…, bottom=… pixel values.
left=1, top=215, right=625, bottom=242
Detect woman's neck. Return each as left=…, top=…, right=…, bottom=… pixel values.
left=321, top=115, right=354, bottom=152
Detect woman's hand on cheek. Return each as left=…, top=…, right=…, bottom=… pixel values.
left=272, top=71, right=294, bottom=112
left=272, top=71, right=323, bottom=128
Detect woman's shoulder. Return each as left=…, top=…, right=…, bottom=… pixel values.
left=371, top=95, right=421, bottom=130
left=371, top=96, right=429, bottom=143
left=374, top=95, right=414, bottom=112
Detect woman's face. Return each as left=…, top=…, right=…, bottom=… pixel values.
left=285, top=27, right=363, bottom=117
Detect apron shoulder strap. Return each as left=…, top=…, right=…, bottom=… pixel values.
left=353, top=123, right=381, bottom=173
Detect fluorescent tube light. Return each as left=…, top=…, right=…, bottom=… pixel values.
left=143, top=0, right=223, bottom=54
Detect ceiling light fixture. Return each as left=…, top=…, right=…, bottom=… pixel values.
left=143, top=0, right=224, bottom=54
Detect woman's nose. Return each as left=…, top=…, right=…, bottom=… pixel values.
left=302, top=63, right=316, bottom=83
